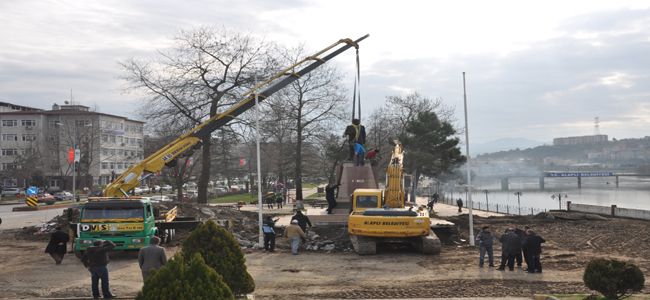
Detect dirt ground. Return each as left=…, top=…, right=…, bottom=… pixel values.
left=1, top=206, right=650, bottom=299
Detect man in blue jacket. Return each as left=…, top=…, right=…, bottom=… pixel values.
left=476, top=226, right=495, bottom=268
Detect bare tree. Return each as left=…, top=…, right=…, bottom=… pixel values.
left=267, top=46, right=347, bottom=201
left=121, top=27, right=275, bottom=203
left=7, top=142, right=44, bottom=188
left=366, top=93, right=454, bottom=173
left=258, top=97, right=297, bottom=186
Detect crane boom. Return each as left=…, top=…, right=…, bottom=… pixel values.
left=104, top=34, right=369, bottom=197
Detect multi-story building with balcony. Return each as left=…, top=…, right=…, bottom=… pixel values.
left=0, top=102, right=144, bottom=191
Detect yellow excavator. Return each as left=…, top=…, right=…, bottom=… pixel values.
left=347, top=141, right=441, bottom=255
left=103, top=34, right=368, bottom=197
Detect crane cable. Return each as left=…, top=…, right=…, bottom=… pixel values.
left=351, top=47, right=361, bottom=122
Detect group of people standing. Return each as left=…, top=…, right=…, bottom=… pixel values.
left=45, top=227, right=167, bottom=299
left=264, top=192, right=285, bottom=209
left=475, top=225, right=546, bottom=273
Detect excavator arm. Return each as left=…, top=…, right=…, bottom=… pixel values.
left=104, top=34, right=369, bottom=197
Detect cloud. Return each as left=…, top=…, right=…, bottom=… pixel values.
left=1, top=1, right=649, bottom=144
left=357, top=8, right=650, bottom=143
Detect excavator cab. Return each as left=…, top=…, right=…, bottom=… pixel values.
left=351, top=188, right=382, bottom=212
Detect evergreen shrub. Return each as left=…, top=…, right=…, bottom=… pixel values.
left=182, top=219, right=255, bottom=295
left=583, top=258, right=645, bottom=300
left=136, top=253, right=234, bottom=300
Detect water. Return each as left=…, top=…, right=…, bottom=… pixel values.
left=436, top=176, right=650, bottom=212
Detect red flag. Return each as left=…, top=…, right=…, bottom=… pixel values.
left=67, top=148, right=75, bottom=163
left=239, top=158, right=246, bottom=167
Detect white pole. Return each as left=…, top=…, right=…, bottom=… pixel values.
left=463, top=72, right=475, bottom=246
left=72, top=124, right=76, bottom=200
left=255, top=83, right=264, bottom=247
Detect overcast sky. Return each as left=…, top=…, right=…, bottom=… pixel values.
left=1, top=0, right=649, bottom=145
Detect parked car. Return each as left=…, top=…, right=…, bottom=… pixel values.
left=53, top=191, right=74, bottom=201
left=150, top=195, right=172, bottom=203
left=1, top=187, right=23, bottom=196
left=161, top=184, right=173, bottom=191
left=133, top=187, right=144, bottom=195
left=38, top=193, right=56, bottom=205
left=213, top=187, right=228, bottom=195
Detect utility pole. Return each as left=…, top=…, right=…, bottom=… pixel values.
left=255, top=80, right=264, bottom=248
left=462, top=72, right=474, bottom=246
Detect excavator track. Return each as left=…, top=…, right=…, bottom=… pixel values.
left=350, top=234, right=377, bottom=255
left=416, top=232, right=442, bottom=255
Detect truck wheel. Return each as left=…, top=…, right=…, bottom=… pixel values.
left=74, top=250, right=84, bottom=259
left=164, top=229, right=172, bottom=244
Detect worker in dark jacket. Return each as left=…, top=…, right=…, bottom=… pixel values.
left=512, top=226, right=527, bottom=267
left=291, top=209, right=312, bottom=233
left=262, top=216, right=279, bottom=252
left=343, top=118, right=366, bottom=161
left=275, top=193, right=284, bottom=209
left=325, top=183, right=340, bottom=214
left=497, top=228, right=520, bottom=271
left=522, top=229, right=546, bottom=273
left=265, top=192, right=275, bottom=209
left=456, top=198, right=463, bottom=213
left=45, top=226, right=70, bottom=265
left=82, top=240, right=116, bottom=299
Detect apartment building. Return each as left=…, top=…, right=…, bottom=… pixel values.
left=553, top=134, right=608, bottom=146
left=0, top=102, right=144, bottom=190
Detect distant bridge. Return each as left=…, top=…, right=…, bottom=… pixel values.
left=497, top=171, right=650, bottom=190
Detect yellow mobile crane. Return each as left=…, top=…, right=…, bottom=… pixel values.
left=347, top=141, right=441, bottom=255
left=103, top=35, right=369, bottom=197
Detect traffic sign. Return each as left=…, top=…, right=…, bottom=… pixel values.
left=26, top=186, right=39, bottom=196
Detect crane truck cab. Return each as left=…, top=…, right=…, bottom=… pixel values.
left=72, top=197, right=198, bottom=258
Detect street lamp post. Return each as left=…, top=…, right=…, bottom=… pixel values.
left=551, top=193, right=568, bottom=210
left=514, top=191, right=522, bottom=215
left=462, top=72, right=474, bottom=246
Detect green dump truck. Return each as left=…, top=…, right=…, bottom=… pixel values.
left=73, top=197, right=199, bottom=257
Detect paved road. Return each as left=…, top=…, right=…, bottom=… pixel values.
left=0, top=204, right=67, bottom=229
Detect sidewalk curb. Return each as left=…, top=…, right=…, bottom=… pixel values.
left=11, top=203, right=76, bottom=212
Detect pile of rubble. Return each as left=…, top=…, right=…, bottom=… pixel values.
left=171, top=203, right=353, bottom=252
left=16, top=208, right=77, bottom=241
